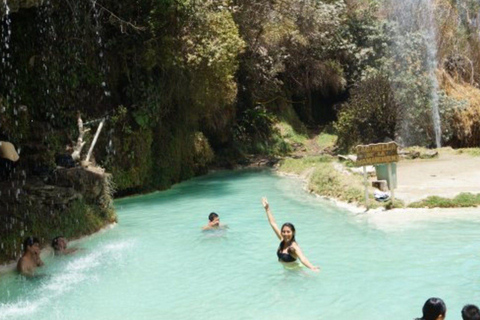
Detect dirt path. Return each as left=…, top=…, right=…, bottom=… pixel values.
left=395, top=153, right=480, bottom=204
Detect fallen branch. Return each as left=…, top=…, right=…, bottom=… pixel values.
left=71, top=113, right=90, bottom=161
left=85, top=118, right=105, bottom=163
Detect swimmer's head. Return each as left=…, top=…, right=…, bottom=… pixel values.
left=208, top=212, right=219, bottom=221
left=208, top=212, right=220, bottom=226
left=281, top=223, right=296, bottom=242
left=462, top=304, right=480, bottom=320
left=52, top=236, right=67, bottom=251
left=419, top=297, right=446, bottom=320
left=23, top=236, right=40, bottom=254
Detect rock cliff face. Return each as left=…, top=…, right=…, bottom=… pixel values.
left=0, top=166, right=116, bottom=265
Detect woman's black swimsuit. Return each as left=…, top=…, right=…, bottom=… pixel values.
left=277, top=244, right=297, bottom=262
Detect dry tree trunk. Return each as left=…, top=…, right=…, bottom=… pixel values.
left=85, top=119, right=105, bottom=163
left=71, top=114, right=90, bottom=161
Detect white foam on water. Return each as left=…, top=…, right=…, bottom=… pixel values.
left=0, top=299, right=43, bottom=319
left=0, top=240, right=134, bottom=319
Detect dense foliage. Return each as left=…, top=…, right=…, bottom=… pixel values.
left=335, top=75, right=397, bottom=150
left=1, top=0, right=480, bottom=194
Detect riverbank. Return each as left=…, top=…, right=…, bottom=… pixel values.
left=275, top=146, right=480, bottom=212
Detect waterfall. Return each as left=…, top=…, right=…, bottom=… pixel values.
left=424, top=0, right=442, bottom=148
left=388, top=0, right=442, bottom=148
left=1, top=0, right=12, bottom=106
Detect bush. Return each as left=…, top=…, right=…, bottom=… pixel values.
left=335, top=75, right=397, bottom=152
left=233, top=105, right=278, bottom=154
left=409, top=193, right=480, bottom=208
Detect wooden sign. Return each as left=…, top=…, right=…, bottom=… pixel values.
left=355, top=142, right=399, bottom=167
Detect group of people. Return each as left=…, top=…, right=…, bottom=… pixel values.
left=13, top=201, right=480, bottom=319
left=417, top=297, right=480, bottom=320
left=202, top=197, right=320, bottom=272
left=16, top=235, right=76, bottom=276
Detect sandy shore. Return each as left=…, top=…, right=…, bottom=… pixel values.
left=276, top=162, right=480, bottom=216
left=396, top=153, right=480, bottom=204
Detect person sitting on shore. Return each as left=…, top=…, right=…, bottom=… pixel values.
left=202, top=212, right=227, bottom=230
left=415, top=297, right=447, bottom=320
left=261, top=197, right=319, bottom=272
left=51, top=236, right=77, bottom=255
left=462, top=304, right=480, bottom=320
left=17, top=237, right=44, bottom=276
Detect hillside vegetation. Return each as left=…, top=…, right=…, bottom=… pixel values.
left=0, top=0, right=479, bottom=195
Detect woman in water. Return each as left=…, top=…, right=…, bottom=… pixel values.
left=261, top=197, right=319, bottom=272
left=415, top=297, right=447, bottom=320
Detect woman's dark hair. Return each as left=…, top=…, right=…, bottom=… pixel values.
left=208, top=212, right=219, bottom=221
left=416, top=297, right=446, bottom=320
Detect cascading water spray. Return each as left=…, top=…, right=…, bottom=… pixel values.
left=425, top=0, right=442, bottom=148
left=1, top=0, right=12, bottom=106
left=36, top=0, right=57, bottom=122
left=388, top=0, right=442, bottom=148
left=90, top=0, right=111, bottom=98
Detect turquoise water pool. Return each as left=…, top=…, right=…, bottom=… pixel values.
left=1, top=169, right=480, bottom=319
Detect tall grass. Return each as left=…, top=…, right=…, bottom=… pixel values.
left=279, top=156, right=332, bottom=175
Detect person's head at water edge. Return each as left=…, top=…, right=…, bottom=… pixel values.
left=52, top=236, right=67, bottom=252
left=51, top=236, right=78, bottom=255
left=462, top=304, right=480, bottom=320
left=24, top=237, right=41, bottom=257
left=17, top=236, right=44, bottom=276
left=416, top=297, right=446, bottom=320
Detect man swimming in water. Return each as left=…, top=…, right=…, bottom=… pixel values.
left=17, top=237, right=44, bottom=276
left=202, top=212, right=227, bottom=230
left=52, top=236, right=77, bottom=255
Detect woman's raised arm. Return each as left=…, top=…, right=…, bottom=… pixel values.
left=262, top=197, right=282, bottom=240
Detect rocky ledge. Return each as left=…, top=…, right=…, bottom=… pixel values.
left=0, top=166, right=116, bottom=264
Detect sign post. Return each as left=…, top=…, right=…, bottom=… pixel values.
left=355, top=142, right=399, bottom=208
left=363, top=165, right=369, bottom=208
left=387, top=163, right=395, bottom=202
